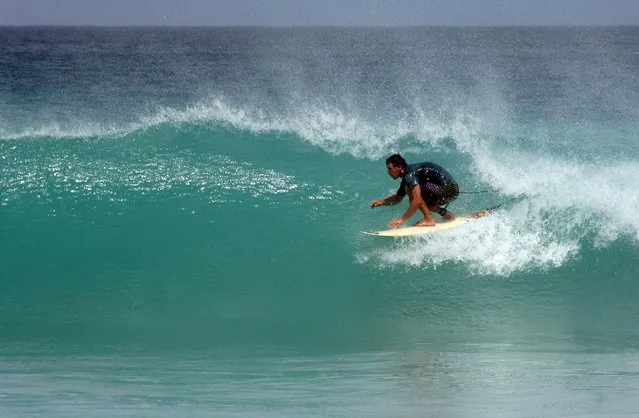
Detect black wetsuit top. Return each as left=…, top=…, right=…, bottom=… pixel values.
left=396, top=162, right=457, bottom=197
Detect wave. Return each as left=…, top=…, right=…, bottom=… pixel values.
left=3, top=94, right=638, bottom=277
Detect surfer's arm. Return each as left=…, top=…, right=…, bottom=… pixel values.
left=388, top=186, right=433, bottom=227
left=370, top=194, right=403, bottom=208
left=399, top=186, right=423, bottom=220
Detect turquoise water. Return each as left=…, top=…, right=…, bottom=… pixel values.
left=2, top=27, right=639, bottom=416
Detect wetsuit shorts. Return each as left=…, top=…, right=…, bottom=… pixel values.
left=419, top=182, right=459, bottom=207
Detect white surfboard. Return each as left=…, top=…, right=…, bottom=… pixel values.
left=361, top=208, right=493, bottom=237
left=361, top=217, right=471, bottom=237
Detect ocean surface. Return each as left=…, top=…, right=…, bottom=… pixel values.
left=1, top=26, right=639, bottom=417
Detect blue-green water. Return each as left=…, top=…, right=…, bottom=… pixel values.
left=1, top=27, right=639, bottom=417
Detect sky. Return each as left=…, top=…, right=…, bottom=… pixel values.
left=1, top=0, right=638, bottom=27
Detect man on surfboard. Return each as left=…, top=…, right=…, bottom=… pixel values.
left=370, top=154, right=459, bottom=228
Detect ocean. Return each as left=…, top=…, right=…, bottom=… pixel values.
left=1, top=26, right=639, bottom=417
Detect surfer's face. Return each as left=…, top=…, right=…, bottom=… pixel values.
left=387, top=163, right=403, bottom=179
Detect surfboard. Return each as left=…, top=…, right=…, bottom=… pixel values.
left=361, top=208, right=492, bottom=237
left=361, top=217, right=471, bottom=237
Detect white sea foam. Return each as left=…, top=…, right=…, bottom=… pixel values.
left=363, top=211, right=579, bottom=276
left=359, top=148, right=639, bottom=276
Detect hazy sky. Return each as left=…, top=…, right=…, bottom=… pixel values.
left=2, top=0, right=638, bottom=27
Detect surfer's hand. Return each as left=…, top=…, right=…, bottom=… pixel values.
left=370, top=200, right=384, bottom=208
left=388, top=218, right=405, bottom=228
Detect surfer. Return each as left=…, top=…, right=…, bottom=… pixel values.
left=370, top=154, right=459, bottom=228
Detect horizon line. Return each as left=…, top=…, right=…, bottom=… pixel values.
left=1, top=23, right=638, bottom=29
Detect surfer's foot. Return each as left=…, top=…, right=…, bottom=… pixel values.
left=414, top=218, right=436, bottom=227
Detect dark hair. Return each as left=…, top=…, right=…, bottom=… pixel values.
left=386, top=154, right=407, bottom=169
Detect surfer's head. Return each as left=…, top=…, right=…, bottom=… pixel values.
left=386, top=154, right=407, bottom=179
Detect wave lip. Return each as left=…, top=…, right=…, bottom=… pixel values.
left=1, top=96, right=484, bottom=162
